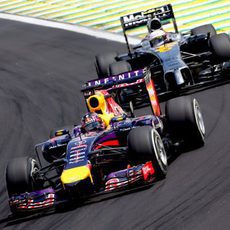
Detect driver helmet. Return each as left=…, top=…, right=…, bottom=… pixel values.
left=148, top=29, right=167, bottom=47
left=81, top=112, right=105, bottom=132
left=147, top=18, right=162, bottom=33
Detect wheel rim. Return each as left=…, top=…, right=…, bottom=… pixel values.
left=30, top=159, right=40, bottom=188
left=193, top=99, right=205, bottom=138
left=151, top=129, right=167, bottom=171
left=30, top=159, right=38, bottom=176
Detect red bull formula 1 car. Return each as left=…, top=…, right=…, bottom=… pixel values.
left=94, top=4, right=230, bottom=105
left=6, top=70, right=205, bottom=214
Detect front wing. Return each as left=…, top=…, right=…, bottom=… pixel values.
left=9, top=188, right=55, bottom=213
left=8, top=162, right=155, bottom=214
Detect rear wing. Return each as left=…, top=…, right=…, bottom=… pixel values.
left=120, top=4, right=178, bottom=53
left=82, top=69, right=145, bottom=92
left=81, top=69, right=161, bottom=116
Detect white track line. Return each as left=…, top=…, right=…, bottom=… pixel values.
left=0, top=13, right=141, bottom=45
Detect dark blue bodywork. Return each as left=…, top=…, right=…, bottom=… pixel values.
left=42, top=115, right=162, bottom=169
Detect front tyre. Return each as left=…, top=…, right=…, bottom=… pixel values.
left=128, top=126, right=167, bottom=178
left=95, top=52, right=118, bottom=78
left=109, top=61, right=132, bottom=76
left=6, top=157, right=40, bottom=196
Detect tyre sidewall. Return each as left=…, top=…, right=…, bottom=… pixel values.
left=166, top=96, right=205, bottom=148
left=6, top=157, right=37, bottom=196
left=128, top=126, right=167, bottom=178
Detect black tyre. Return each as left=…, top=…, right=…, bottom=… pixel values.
left=109, top=61, right=133, bottom=105
left=128, top=126, right=167, bottom=178
left=209, top=33, right=230, bottom=62
left=6, top=157, right=39, bottom=196
left=191, top=24, right=216, bottom=37
left=95, top=52, right=117, bottom=78
left=165, top=96, right=205, bottom=149
left=109, top=61, right=132, bottom=76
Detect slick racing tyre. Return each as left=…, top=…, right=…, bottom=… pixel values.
left=109, top=60, right=132, bottom=76
left=128, top=126, right=167, bottom=178
left=165, top=96, right=205, bottom=149
left=191, top=24, right=216, bottom=37
left=209, top=33, right=230, bottom=62
left=95, top=52, right=118, bottom=78
left=6, top=157, right=40, bottom=196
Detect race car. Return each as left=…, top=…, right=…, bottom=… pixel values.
left=5, top=71, right=205, bottom=214
left=94, top=4, right=230, bottom=104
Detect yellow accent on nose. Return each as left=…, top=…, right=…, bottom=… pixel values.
left=61, top=166, right=93, bottom=185
left=156, top=41, right=177, bottom=52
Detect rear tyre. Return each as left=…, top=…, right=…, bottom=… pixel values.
left=109, top=61, right=132, bottom=76
left=209, top=33, right=230, bottom=62
left=128, top=126, right=167, bottom=178
left=6, top=157, right=39, bottom=196
left=95, top=52, right=118, bottom=78
left=191, top=24, right=216, bottom=37
left=165, top=96, right=205, bottom=149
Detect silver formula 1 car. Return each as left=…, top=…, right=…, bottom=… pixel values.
left=94, top=4, right=230, bottom=104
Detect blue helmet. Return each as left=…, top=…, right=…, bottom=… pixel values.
left=81, top=112, right=105, bottom=132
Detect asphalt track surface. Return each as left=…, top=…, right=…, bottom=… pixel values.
left=0, top=19, right=230, bottom=230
